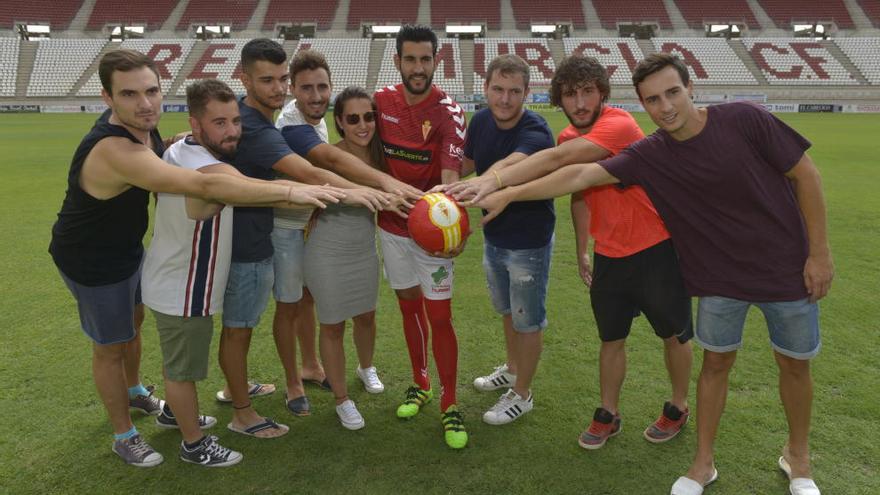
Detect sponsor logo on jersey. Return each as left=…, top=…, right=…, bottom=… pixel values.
left=448, top=143, right=463, bottom=160
left=383, top=143, right=432, bottom=164
left=381, top=113, right=399, bottom=124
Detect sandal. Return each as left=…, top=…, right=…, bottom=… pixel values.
left=216, top=382, right=276, bottom=403
left=227, top=417, right=289, bottom=438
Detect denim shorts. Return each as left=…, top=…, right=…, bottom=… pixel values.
left=59, top=267, right=142, bottom=345
left=270, top=226, right=305, bottom=303
left=483, top=238, right=553, bottom=333
left=222, top=257, right=274, bottom=329
left=695, top=296, right=821, bottom=360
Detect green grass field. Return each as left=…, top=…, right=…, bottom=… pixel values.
left=0, top=110, right=878, bottom=494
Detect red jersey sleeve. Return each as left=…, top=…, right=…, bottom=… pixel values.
left=436, top=94, right=466, bottom=173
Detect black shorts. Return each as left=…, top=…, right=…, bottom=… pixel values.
left=589, top=239, right=693, bottom=343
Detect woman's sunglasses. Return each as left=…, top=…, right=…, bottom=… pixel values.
left=344, top=111, right=376, bottom=125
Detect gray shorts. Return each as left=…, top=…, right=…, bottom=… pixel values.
left=59, top=267, right=142, bottom=345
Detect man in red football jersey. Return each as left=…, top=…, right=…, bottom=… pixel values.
left=373, top=24, right=468, bottom=449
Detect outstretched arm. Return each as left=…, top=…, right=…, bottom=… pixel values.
left=446, top=138, right=611, bottom=203
left=785, top=153, right=833, bottom=302
left=474, top=162, right=618, bottom=224
left=307, top=143, right=422, bottom=201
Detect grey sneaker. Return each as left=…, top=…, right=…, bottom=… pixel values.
left=156, top=404, right=217, bottom=430
left=179, top=435, right=242, bottom=467
left=112, top=434, right=163, bottom=467
left=129, top=385, right=165, bottom=416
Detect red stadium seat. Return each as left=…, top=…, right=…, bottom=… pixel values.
left=510, top=0, right=586, bottom=30
left=758, top=0, right=854, bottom=29
left=347, top=0, right=419, bottom=30
left=0, top=0, right=82, bottom=30
left=263, top=0, right=338, bottom=31
left=86, top=0, right=177, bottom=30
left=176, top=0, right=258, bottom=31
left=591, top=0, right=672, bottom=29
left=432, top=0, right=501, bottom=30
left=673, top=0, right=760, bottom=29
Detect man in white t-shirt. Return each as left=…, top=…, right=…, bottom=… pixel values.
left=142, top=79, right=335, bottom=465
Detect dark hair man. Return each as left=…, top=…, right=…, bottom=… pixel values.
left=475, top=53, right=832, bottom=495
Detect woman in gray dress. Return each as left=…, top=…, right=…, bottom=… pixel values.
left=303, top=87, right=386, bottom=430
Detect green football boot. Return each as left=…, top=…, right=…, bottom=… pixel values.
left=441, top=405, right=468, bottom=449
left=396, top=386, right=433, bottom=418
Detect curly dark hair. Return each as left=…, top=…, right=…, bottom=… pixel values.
left=549, top=54, right=610, bottom=107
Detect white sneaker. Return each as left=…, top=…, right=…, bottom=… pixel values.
left=483, top=389, right=533, bottom=425
left=356, top=366, right=385, bottom=394
left=335, top=399, right=365, bottom=430
left=473, top=364, right=516, bottom=392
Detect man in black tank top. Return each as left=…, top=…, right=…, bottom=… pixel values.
left=50, top=49, right=345, bottom=468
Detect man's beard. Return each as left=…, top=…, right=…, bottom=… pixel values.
left=401, top=71, right=434, bottom=95
left=200, top=133, right=238, bottom=158
left=565, top=102, right=602, bottom=131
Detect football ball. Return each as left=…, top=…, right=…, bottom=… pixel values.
left=407, top=193, right=470, bottom=256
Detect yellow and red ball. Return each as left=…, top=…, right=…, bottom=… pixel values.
left=407, top=193, right=470, bottom=256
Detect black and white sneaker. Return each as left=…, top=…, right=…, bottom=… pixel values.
left=156, top=403, right=217, bottom=430
left=482, top=389, right=533, bottom=425
left=179, top=435, right=243, bottom=467
left=129, top=385, right=165, bottom=416
left=473, top=364, right=516, bottom=392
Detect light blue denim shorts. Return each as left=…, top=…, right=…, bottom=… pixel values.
left=695, top=296, right=820, bottom=359
left=222, top=257, right=274, bottom=329
left=483, top=238, right=553, bottom=333
left=270, top=226, right=305, bottom=303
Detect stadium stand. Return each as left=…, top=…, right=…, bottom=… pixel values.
left=742, top=38, right=858, bottom=84
left=27, top=39, right=106, bottom=97
left=296, top=38, right=371, bottom=90
left=757, top=0, right=854, bottom=29
left=176, top=0, right=258, bottom=31
left=562, top=38, right=643, bottom=85
left=0, top=0, right=82, bottom=30
left=375, top=38, right=464, bottom=94
left=474, top=38, right=556, bottom=89
left=77, top=39, right=196, bottom=96
left=86, top=0, right=177, bottom=31
left=432, top=0, right=501, bottom=30
left=509, top=0, right=587, bottom=30
left=178, top=39, right=258, bottom=96
left=857, top=0, right=880, bottom=27
left=591, top=0, right=672, bottom=29
left=652, top=38, right=758, bottom=84
left=673, top=0, right=760, bottom=30
left=835, top=37, right=880, bottom=84
left=0, top=37, right=18, bottom=97
left=262, top=0, right=339, bottom=31
left=347, top=0, right=419, bottom=30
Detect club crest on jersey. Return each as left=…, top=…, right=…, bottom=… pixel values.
left=422, top=120, right=432, bottom=141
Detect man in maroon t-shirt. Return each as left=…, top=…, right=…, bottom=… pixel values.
left=374, top=25, right=469, bottom=449
left=476, top=53, right=833, bottom=495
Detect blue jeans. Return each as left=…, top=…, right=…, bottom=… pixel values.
left=483, top=238, right=553, bottom=333
left=696, top=296, right=820, bottom=359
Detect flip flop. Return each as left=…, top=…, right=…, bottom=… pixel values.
left=303, top=378, right=332, bottom=391
left=286, top=395, right=311, bottom=417
left=216, top=382, right=276, bottom=403
left=227, top=417, right=289, bottom=438
left=779, top=456, right=821, bottom=495
left=670, top=468, right=718, bottom=495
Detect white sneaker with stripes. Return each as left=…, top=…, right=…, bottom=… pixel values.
left=473, top=364, right=516, bottom=392
left=483, top=389, right=533, bottom=425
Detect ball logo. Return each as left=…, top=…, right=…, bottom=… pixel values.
left=428, top=197, right=460, bottom=228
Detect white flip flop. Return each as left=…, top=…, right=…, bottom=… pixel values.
left=670, top=468, right=718, bottom=495
left=778, top=456, right=821, bottom=495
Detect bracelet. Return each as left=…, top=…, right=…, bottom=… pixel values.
left=492, top=169, right=504, bottom=189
